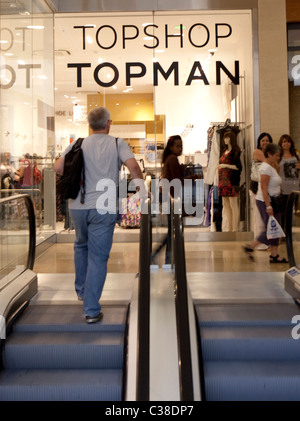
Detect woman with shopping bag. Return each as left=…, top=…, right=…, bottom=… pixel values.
left=243, top=143, right=288, bottom=263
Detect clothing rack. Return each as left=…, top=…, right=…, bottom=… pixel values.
left=210, top=121, right=245, bottom=127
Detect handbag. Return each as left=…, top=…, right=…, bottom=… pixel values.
left=270, top=194, right=286, bottom=213
left=249, top=180, right=258, bottom=194
left=250, top=161, right=261, bottom=182
left=267, top=215, right=285, bottom=239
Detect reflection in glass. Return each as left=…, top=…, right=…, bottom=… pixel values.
left=0, top=1, right=55, bottom=242
left=0, top=196, right=30, bottom=281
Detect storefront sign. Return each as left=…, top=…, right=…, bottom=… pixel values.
left=67, top=60, right=239, bottom=88
left=0, top=19, right=241, bottom=90
left=67, top=23, right=239, bottom=88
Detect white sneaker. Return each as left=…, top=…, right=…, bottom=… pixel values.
left=255, top=244, right=269, bottom=251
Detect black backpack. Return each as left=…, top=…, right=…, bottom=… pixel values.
left=57, top=137, right=85, bottom=204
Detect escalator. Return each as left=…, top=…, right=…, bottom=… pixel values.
left=5, top=192, right=300, bottom=401
left=195, top=302, right=300, bottom=400
left=0, top=194, right=147, bottom=401
left=193, top=190, right=300, bottom=401
left=0, top=304, right=127, bottom=400
left=151, top=192, right=300, bottom=401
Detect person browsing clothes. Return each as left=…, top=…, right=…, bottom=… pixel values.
left=54, top=107, right=146, bottom=323
left=243, top=143, right=288, bottom=264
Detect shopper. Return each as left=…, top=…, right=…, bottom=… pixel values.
left=249, top=132, right=273, bottom=250
left=278, top=134, right=300, bottom=231
left=160, top=135, right=184, bottom=264
left=54, top=107, right=146, bottom=323
left=243, top=143, right=288, bottom=263
left=160, top=135, right=201, bottom=263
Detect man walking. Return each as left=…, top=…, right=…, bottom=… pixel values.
left=54, top=107, right=145, bottom=323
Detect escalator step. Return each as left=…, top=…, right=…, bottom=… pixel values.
left=201, top=326, right=300, bottom=361
left=195, top=303, right=299, bottom=327
left=13, top=305, right=127, bottom=332
left=0, top=368, right=122, bottom=401
left=4, top=331, right=124, bottom=369
left=204, top=360, right=300, bottom=401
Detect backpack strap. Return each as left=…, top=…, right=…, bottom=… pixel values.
left=76, top=138, right=85, bottom=204
left=115, top=137, right=122, bottom=170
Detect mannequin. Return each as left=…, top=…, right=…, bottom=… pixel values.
left=218, top=131, right=242, bottom=231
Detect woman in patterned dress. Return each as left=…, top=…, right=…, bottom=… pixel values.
left=218, top=131, right=242, bottom=231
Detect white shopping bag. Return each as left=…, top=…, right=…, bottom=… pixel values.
left=266, top=215, right=285, bottom=239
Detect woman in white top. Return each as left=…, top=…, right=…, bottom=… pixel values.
left=244, top=143, right=288, bottom=263
left=249, top=132, right=273, bottom=250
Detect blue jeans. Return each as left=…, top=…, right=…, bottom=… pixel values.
left=70, top=209, right=116, bottom=317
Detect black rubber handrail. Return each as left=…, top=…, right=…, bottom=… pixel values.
left=136, top=198, right=151, bottom=401
left=285, top=190, right=300, bottom=268
left=171, top=198, right=194, bottom=401
left=0, top=193, right=36, bottom=270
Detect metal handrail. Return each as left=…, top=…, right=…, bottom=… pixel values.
left=285, top=190, right=300, bottom=267
left=0, top=194, right=36, bottom=270
left=136, top=198, right=151, bottom=401
left=171, top=198, right=194, bottom=401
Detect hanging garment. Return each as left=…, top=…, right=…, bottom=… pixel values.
left=205, top=130, right=220, bottom=185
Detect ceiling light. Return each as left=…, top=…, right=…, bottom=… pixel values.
left=26, top=26, right=45, bottom=30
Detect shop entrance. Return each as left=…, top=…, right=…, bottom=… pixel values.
left=54, top=10, right=254, bottom=234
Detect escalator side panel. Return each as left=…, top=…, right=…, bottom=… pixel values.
left=0, top=269, right=37, bottom=339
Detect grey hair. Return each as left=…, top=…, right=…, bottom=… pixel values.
left=264, top=143, right=281, bottom=157
left=88, top=107, right=110, bottom=130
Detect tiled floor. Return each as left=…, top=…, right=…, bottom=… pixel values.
left=31, top=233, right=293, bottom=306
left=33, top=239, right=290, bottom=274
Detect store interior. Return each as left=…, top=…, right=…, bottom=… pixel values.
left=0, top=8, right=255, bottom=239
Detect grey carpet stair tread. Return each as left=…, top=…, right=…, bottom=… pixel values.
left=0, top=369, right=123, bottom=401
left=14, top=304, right=128, bottom=332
